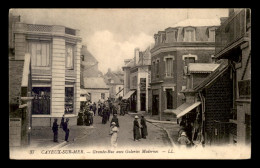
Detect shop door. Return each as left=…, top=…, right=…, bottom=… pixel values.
left=152, top=95, right=159, bottom=115
left=140, top=93, right=146, bottom=111
left=130, top=92, right=137, bottom=112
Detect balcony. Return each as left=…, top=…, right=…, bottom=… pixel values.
left=215, top=9, right=250, bottom=59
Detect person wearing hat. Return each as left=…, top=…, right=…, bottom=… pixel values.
left=110, top=122, right=119, bottom=148
left=110, top=113, right=119, bottom=128
left=177, top=131, right=191, bottom=149
left=52, top=118, right=59, bottom=142
left=140, top=114, right=148, bottom=139
left=133, top=116, right=141, bottom=141
left=63, top=118, right=70, bottom=142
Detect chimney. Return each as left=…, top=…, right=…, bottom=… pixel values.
left=134, top=48, right=140, bottom=65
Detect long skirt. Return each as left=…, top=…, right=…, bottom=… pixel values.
left=133, top=127, right=141, bottom=140
left=141, top=127, right=148, bottom=138
left=111, top=133, right=118, bottom=147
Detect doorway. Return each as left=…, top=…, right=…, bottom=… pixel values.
left=152, top=95, right=159, bottom=115
left=140, top=93, right=146, bottom=111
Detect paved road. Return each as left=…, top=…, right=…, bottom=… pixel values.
left=64, top=114, right=171, bottom=149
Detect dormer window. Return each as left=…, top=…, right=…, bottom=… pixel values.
left=208, top=27, right=216, bottom=42
left=184, top=27, right=196, bottom=42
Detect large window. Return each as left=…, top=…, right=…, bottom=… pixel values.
left=32, top=87, right=50, bottom=114
left=165, top=57, right=173, bottom=77
left=166, top=89, right=173, bottom=109
left=65, top=87, right=74, bottom=114
left=66, top=44, right=74, bottom=69
left=29, top=42, right=50, bottom=67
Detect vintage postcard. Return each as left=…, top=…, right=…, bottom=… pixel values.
left=9, top=8, right=251, bottom=160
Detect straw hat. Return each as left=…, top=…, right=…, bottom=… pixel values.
left=111, top=122, right=116, bottom=125
left=181, top=132, right=186, bottom=136
left=135, top=115, right=139, bottom=119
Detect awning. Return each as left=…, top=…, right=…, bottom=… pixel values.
left=173, top=102, right=201, bottom=119
left=122, top=90, right=136, bottom=100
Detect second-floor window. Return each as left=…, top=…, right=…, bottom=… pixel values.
left=29, top=41, right=50, bottom=67
left=209, top=29, right=216, bottom=42
left=156, top=59, right=160, bottom=78
left=66, top=44, right=74, bottom=69
left=165, top=57, right=174, bottom=77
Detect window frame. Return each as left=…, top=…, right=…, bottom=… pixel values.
left=164, top=55, right=175, bottom=78
left=65, top=86, right=74, bottom=114
left=183, top=27, right=196, bottom=42
left=65, top=43, right=75, bottom=70
left=28, top=40, right=51, bottom=67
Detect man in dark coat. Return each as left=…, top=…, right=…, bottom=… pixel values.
left=102, top=107, right=109, bottom=124
left=133, top=116, right=141, bottom=141
left=63, top=118, right=70, bottom=142
left=140, top=115, right=148, bottom=139
left=60, top=114, right=65, bottom=128
left=52, top=118, right=59, bottom=142
left=92, top=102, right=97, bottom=116
left=110, top=114, right=119, bottom=127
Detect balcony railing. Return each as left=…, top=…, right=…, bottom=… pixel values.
left=215, top=9, right=249, bottom=55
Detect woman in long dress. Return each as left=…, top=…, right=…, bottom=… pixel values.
left=133, top=116, right=141, bottom=141
left=110, top=122, right=119, bottom=148
left=140, top=115, right=148, bottom=139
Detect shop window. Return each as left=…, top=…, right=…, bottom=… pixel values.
left=66, top=44, right=74, bottom=69
left=166, top=89, right=173, bottom=109
left=101, top=93, right=105, bottom=99
left=29, top=42, right=50, bottom=67
left=65, top=87, right=74, bottom=114
left=32, top=87, right=50, bottom=114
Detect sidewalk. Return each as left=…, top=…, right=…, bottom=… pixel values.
left=30, top=125, right=93, bottom=149
left=127, top=111, right=180, bottom=147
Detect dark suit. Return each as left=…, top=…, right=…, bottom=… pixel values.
left=52, top=121, right=59, bottom=142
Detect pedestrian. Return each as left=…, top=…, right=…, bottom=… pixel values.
left=92, top=102, right=97, bottom=116
left=140, top=114, right=148, bottom=139
left=110, top=113, right=119, bottom=128
left=177, top=132, right=191, bottom=149
left=110, top=122, right=119, bottom=148
left=89, top=106, right=94, bottom=125
left=52, top=118, right=59, bottom=142
left=133, top=115, right=141, bottom=141
left=60, top=114, right=65, bottom=128
left=102, top=106, right=108, bottom=124
left=63, top=118, right=70, bottom=142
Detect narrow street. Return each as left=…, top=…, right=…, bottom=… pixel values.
left=64, top=114, right=171, bottom=149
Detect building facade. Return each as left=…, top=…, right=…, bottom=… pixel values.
left=122, top=47, right=151, bottom=112
left=13, top=20, right=82, bottom=126
left=150, top=18, right=220, bottom=120
left=103, top=68, right=124, bottom=100
left=214, top=8, right=251, bottom=146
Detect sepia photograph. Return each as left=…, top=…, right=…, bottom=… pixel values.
left=8, top=8, right=251, bottom=160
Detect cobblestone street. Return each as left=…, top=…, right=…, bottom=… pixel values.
left=63, top=114, right=172, bottom=149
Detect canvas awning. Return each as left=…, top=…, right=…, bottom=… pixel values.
left=173, top=102, right=201, bottom=118
left=122, top=90, right=136, bottom=100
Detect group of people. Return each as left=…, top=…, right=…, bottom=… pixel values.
left=52, top=115, right=70, bottom=142
left=133, top=115, right=148, bottom=141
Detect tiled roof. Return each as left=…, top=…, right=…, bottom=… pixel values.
left=188, top=63, right=220, bottom=73
left=104, top=70, right=124, bottom=85
left=172, top=18, right=221, bottom=27
left=193, top=60, right=229, bottom=91
left=81, top=45, right=98, bottom=64
left=83, top=77, right=109, bottom=89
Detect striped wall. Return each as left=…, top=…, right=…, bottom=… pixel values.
left=51, top=37, right=66, bottom=117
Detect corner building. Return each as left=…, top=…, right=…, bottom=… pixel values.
left=150, top=18, right=220, bottom=120
left=13, top=21, right=82, bottom=126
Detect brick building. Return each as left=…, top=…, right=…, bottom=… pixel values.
left=150, top=18, right=220, bottom=120
left=12, top=18, right=82, bottom=126
left=214, top=8, right=251, bottom=146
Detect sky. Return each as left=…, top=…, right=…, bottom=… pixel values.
left=10, top=8, right=228, bottom=74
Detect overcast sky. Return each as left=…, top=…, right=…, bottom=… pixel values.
left=10, top=8, right=228, bottom=73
